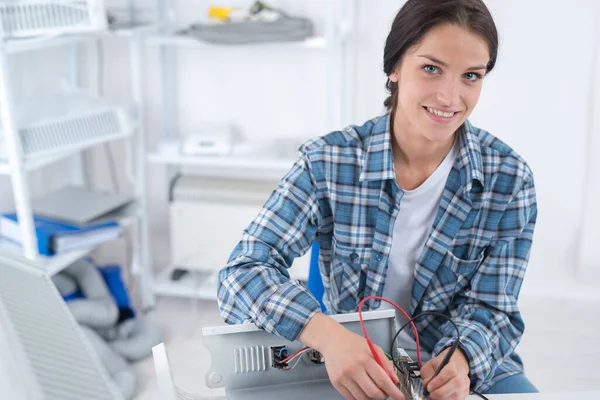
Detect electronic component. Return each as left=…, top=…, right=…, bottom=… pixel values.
left=199, top=309, right=397, bottom=398
left=270, top=345, right=290, bottom=370
left=395, top=348, right=425, bottom=400
left=307, top=349, right=325, bottom=364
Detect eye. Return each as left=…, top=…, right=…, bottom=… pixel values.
left=464, top=72, right=482, bottom=81
left=423, top=65, right=441, bottom=74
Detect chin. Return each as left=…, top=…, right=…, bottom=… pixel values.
left=422, top=124, right=459, bottom=143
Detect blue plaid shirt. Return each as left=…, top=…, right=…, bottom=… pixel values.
left=218, top=113, right=537, bottom=392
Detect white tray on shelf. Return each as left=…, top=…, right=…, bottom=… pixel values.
left=0, top=0, right=108, bottom=39
left=0, top=90, right=133, bottom=161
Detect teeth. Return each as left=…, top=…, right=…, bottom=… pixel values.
left=427, top=107, right=455, bottom=118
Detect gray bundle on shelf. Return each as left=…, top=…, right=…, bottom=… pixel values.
left=178, top=1, right=314, bottom=45
left=180, top=17, right=314, bottom=45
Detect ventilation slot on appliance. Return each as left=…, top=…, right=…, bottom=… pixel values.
left=233, top=345, right=267, bottom=374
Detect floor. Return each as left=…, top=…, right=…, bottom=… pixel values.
left=132, top=294, right=600, bottom=399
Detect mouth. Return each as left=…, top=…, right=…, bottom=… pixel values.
left=423, top=106, right=460, bottom=123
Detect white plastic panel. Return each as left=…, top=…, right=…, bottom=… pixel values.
left=0, top=0, right=107, bottom=39
left=0, top=252, right=121, bottom=400
left=201, top=310, right=395, bottom=392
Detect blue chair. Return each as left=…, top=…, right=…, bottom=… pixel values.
left=306, top=242, right=326, bottom=312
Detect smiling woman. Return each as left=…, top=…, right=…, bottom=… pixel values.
left=217, top=1, right=539, bottom=400
left=388, top=23, right=492, bottom=191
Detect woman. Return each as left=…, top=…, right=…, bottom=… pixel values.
left=218, top=1, right=538, bottom=399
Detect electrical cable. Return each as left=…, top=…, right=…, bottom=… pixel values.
left=471, top=390, right=490, bottom=400
left=358, top=295, right=423, bottom=383
left=270, top=295, right=489, bottom=399
left=288, top=353, right=306, bottom=370
left=278, top=346, right=310, bottom=364
left=390, top=311, right=459, bottom=397
left=390, top=312, right=489, bottom=400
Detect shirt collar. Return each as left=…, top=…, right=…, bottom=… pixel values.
left=359, top=113, right=485, bottom=190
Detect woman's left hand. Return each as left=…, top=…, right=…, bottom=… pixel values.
left=420, top=347, right=471, bottom=400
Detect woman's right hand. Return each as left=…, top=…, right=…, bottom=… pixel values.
left=299, top=313, right=405, bottom=400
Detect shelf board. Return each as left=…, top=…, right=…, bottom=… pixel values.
left=146, top=33, right=326, bottom=49
left=147, top=151, right=294, bottom=169
left=154, top=254, right=310, bottom=301
left=146, top=151, right=295, bottom=180
left=154, top=267, right=219, bottom=300
left=2, top=22, right=162, bottom=53
left=0, top=239, right=94, bottom=276
left=0, top=202, right=139, bottom=276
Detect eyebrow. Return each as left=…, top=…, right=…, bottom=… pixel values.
left=418, top=54, right=487, bottom=71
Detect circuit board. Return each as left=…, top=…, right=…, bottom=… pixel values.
left=395, top=348, right=426, bottom=400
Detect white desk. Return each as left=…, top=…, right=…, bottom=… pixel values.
left=469, top=392, right=600, bottom=399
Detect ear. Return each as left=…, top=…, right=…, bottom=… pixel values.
left=389, top=74, right=398, bottom=83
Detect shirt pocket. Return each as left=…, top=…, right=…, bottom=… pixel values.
left=445, top=249, right=485, bottom=298
left=330, top=237, right=371, bottom=312
left=421, top=249, right=484, bottom=312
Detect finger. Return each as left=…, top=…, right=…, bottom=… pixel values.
left=344, top=379, right=370, bottom=400
left=365, top=358, right=406, bottom=400
left=428, top=375, right=469, bottom=400
left=335, top=384, right=357, bottom=400
left=387, top=358, right=399, bottom=384
left=429, top=386, right=458, bottom=400
left=425, top=363, right=455, bottom=393
left=355, top=370, right=386, bottom=399
left=420, top=360, right=437, bottom=382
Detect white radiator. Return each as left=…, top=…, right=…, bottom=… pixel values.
left=169, top=175, right=310, bottom=281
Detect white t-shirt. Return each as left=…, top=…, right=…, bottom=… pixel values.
left=379, top=139, right=459, bottom=361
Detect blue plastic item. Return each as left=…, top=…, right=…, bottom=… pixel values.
left=99, top=264, right=133, bottom=311
left=307, top=242, right=326, bottom=312
left=62, top=290, right=84, bottom=302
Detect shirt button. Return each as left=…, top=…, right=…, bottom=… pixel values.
left=389, top=206, right=395, bottom=213
left=350, top=252, right=359, bottom=260
left=376, top=254, right=383, bottom=261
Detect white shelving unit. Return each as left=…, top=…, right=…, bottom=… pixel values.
left=0, top=2, right=158, bottom=309
left=140, top=1, right=355, bottom=303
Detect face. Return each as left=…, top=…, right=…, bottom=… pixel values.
left=390, top=24, right=490, bottom=144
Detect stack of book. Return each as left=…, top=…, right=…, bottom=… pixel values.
left=0, top=186, right=134, bottom=256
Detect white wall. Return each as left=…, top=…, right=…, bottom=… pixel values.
left=1, top=0, right=598, bottom=293
left=472, top=1, right=600, bottom=292
left=346, top=0, right=600, bottom=293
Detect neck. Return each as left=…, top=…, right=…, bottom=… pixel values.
left=391, top=109, right=455, bottom=170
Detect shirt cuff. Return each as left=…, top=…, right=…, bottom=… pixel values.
left=256, top=282, right=322, bottom=341
left=433, top=322, right=494, bottom=391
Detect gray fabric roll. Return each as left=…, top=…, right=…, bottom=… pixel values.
left=61, top=259, right=119, bottom=329
left=62, top=259, right=111, bottom=299
left=81, top=326, right=137, bottom=400
left=109, top=318, right=163, bottom=362
left=180, top=17, right=314, bottom=45
left=67, top=298, right=119, bottom=329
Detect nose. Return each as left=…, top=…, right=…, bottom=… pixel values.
left=435, top=78, right=460, bottom=107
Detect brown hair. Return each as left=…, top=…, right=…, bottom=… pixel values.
left=383, top=0, right=499, bottom=110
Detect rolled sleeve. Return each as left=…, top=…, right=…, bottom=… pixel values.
left=217, top=151, right=322, bottom=341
